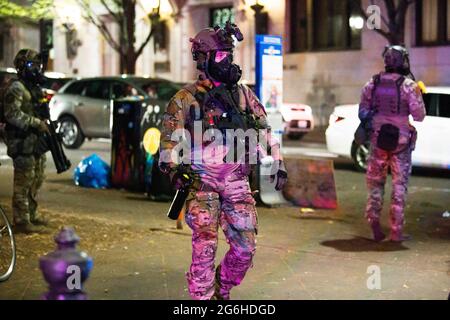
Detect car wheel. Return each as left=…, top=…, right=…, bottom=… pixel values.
left=351, top=141, right=370, bottom=172
left=58, top=116, right=85, bottom=149
left=287, top=133, right=305, bottom=140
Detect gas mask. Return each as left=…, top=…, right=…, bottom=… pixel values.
left=190, top=22, right=244, bottom=86
left=207, top=50, right=242, bottom=86
left=14, top=49, right=47, bottom=85
left=21, top=60, right=44, bottom=83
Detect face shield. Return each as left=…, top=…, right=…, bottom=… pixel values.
left=22, top=57, right=45, bottom=83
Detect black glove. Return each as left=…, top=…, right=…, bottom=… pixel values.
left=171, top=166, right=194, bottom=190
left=270, top=160, right=288, bottom=191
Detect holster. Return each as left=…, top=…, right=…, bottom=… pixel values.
left=409, top=126, right=418, bottom=151
left=34, top=133, right=50, bottom=156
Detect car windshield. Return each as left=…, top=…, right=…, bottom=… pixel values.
left=134, top=80, right=181, bottom=100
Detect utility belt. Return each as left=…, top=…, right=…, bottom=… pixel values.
left=409, top=125, right=417, bottom=151
left=202, top=111, right=261, bottom=132
left=5, top=123, right=30, bottom=139
left=4, top=123, right=48, bottom=158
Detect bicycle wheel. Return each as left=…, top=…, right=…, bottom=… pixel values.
left=0, top=205, right=16, bottom=282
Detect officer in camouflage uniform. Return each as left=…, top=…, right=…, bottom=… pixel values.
left=2, top=49, right=49, bottom=234
left=159, top=23, right=287, bottom=300
left=359, top=46, right=426, bottom=242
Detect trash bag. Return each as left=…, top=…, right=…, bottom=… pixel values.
left=74, top=154, right=110, bottom=189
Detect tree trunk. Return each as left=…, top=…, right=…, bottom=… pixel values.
left=119, top=54, right=126, bottom=74
left=357, top=0, right=413, bottom=45
left=125, top=52, right=136, bottom=74
left=122, top=0, right=137, bottom=74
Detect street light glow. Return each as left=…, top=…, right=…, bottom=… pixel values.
left=349, top=16, right=364, bottom=30
left=55, top=3, right=81, bottom=26
left=160, top=0, right=173, bottom=17
left=140, top=0, right=173, bottom=19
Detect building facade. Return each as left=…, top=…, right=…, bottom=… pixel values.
left=283, top=0, right=450, bottom=125
left=2, top=0, right=449, bottom=125
left=181, top=0, right=450, bottom=124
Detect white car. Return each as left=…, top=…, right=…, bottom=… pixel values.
left=247, top=84, right=314, bottom=139
left=326, top=86, right=450, bottom=171
left=280, top=103, right=315, bottom=140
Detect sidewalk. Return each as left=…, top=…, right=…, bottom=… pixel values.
left=0, top=165, right=449, bottom=300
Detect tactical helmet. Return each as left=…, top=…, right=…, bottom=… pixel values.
left=14, top=49, right=42, bottom=73
left=190, top=21, right=243, bottom=61
left=382, top=45, right=410, bottom=72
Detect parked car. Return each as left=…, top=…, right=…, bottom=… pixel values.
left=49, top=76, right=182, bottom=149
left=280, top=103, right=314, bottom=139
left=246, top=84, right=314, bottom=139
left=325, top=86, right=450, bottom=171
left=41, top=71, right=73, bottom=100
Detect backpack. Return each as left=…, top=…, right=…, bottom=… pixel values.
left=354, top=74, right=381, bottom=145
left=354, top=73, right=405, bottom=149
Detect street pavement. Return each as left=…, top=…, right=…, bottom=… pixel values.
left=0, top=137, right=449, bottom=300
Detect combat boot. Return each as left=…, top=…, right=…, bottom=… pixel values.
left=389, top=230, right=412, bottom=242
left=14, top=223, right=49, bottom=234
left=31, top=216, right=49, bottom=226
left=370, top=221, right=386, bottom=242
left=212, top=265, right=230, bottom=300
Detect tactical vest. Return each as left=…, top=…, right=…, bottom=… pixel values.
left=372, top=73, right=409, bottom=116
left=183, top=84, right=263, bottom=135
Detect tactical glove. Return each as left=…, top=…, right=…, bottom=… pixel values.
left=270, top=160, right=288, bottom=191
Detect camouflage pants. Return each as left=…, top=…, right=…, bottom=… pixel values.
left=185, top=171, right=257, bottom=300
left=12, top=154, right=46, bottom=225
left=365, top=144, right=412, bottom=233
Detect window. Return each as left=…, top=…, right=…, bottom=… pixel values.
left=140, top=82, right=159, bottom=99
left=135, top=80, right=181, bottom=100
left=438, top=94, right=450, bottom=118
left=111, top=81, right=139, bottom=99
left=416, top=0, right=450, bottom=46
left=42, top=78, right=71, bottom=92
left=423, top=93, right=439, bottom=116
left=154, top=21, right=169, bottom=52
left=290, top=0, right=361, bottom=52
left=111, top=82, right=128, bottom=100
left=210, top=7, right=235, bottom=28
left=154, top=82, right=180, bottom=101
left=290, top=0, right=308, bottom=52
left=84, top=81, right=110, bottom=100
left=64, top=81, right=86, bottom=95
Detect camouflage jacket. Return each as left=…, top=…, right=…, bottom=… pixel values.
left=359, top=72, right=426, bottom=144
left=159, top=79, right=282, bottom=173
left=2, top=80, right=43, bottom=157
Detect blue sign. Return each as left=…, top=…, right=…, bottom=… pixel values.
left=255, top=35, right=283, bottom=113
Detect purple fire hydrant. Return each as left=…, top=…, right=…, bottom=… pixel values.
left=39, top=227, right=93, bottom=300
